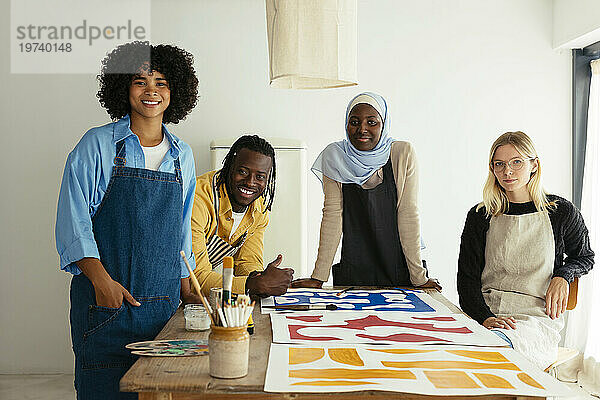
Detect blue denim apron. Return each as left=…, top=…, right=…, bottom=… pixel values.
left=69, top=139, right=182, bottom=399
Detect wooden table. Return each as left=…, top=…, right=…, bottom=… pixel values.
left=120, top=289, right=543, bottom=399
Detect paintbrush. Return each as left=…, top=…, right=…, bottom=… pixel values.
left=263, top=304, right=338, bottom=311
left=222, top=256, right=234, bottom=308
left=335, top=286, right=355, bottom=296
left=180, top=251, right=215, bottom=326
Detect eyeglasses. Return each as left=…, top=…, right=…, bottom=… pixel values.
left=490, top=157, right=535, bottom=172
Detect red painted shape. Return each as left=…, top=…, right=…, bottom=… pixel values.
left=325, top=315, right=472, bottom=334
left=356, top=333, right=450, bottom=342
left=411, top=316, right=456, bottom=321
left=286, top=315, right=323, bottom=322
left=286, top=315, right=473, bottom=341
left=288, top=325, right=341, bottom=341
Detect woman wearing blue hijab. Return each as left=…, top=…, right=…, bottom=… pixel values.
left=292, top=92, right=440, bottom=289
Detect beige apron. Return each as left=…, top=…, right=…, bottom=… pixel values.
left=482, top=211, right=563, bottom=370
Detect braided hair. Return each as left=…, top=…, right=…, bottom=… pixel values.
left=216, top=135, right=276, bottom=212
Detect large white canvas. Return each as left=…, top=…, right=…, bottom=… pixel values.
left=264, top=343, right=574, bottom=396
left=261, top=288, right=453, bottom=314
left=270, top=312, right=507, bottom=347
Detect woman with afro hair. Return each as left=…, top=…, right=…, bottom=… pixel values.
left=55, top=41, right=201, bottom=400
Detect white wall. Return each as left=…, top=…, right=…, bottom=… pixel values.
left=0, top=0, right=572, bottom=373
left=553, top=0, right=600, bottom=49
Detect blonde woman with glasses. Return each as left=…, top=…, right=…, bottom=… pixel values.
left=457, top=131, right=594, bottom=370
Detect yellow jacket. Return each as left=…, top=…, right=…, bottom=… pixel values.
left=191, top=170, right=269, bottom=296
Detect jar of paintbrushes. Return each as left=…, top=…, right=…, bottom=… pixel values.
left=208, top=324, right=249, bottom=378
left=179, top=253, right=255, bottom=378
left=209, top=257, right=254, bottom=378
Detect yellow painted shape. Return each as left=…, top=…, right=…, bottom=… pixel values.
left=368, top=348, right=437, bottom=355
left=292, top=380, right=377, bottom=386
left=289, top=368, right=417, bottom=380
left=447, top=349, right=509, bottom=362
left=517, top=372, right=545, bottom=389
left=473, top=373, right=515, bottom=389
left=424, top=370, right=480, bottom=389
left=382, top=360, right=520, bottom=370
left=289, top=348, right=324, bottom=365
left=328, top=348, right=364, bottom=366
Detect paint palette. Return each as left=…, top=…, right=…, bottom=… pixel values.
left=264, top=343, right=574, bottom=396
left=270, top=312, right=507, bottom=347
left=261, top=288, right=453, bottom=314
left=126, top=339, right=208, bottom=357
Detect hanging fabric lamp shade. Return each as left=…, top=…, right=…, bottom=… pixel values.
left=265, top=0, right=358, bottom=89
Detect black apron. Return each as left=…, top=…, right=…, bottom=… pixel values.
left=332, top=158, right=411, bottom=286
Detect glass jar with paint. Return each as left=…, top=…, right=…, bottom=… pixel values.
left=184, top=304, right=211, bottom=331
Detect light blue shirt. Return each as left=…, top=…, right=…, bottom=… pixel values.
left=55, top=115, right=196, bottom=278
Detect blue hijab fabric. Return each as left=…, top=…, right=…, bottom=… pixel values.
left=311, top=92, right=395, bottom=185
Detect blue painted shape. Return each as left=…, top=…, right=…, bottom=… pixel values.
left=273, top=289, right=435, bottom=312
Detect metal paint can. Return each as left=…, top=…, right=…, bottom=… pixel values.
left=209, top=287, right=223, bottom=314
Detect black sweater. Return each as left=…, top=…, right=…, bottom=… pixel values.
left=457, top=195, right=594, bottom=324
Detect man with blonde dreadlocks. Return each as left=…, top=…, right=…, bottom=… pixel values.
left=191, top=135, right=294, bottom=297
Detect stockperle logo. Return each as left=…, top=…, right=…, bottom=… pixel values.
left=11, top=0, right=151, bottom=74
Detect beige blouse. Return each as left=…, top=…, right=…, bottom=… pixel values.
left=311, top=141, right=427, bottom=285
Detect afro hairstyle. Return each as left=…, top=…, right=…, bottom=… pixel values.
left=97, top=41, right=198, bottom=124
